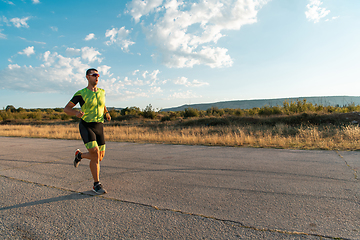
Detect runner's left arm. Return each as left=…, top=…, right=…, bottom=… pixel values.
left=104, top=106, right=111, bottom=121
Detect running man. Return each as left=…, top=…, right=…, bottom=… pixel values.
left=64, top=68, right=111, bottom=194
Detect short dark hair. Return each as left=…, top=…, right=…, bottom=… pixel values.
left=86, top=68, right=98, bottom=76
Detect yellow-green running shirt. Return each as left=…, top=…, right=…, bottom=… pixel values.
left=70, top=88, right=106, bottom=123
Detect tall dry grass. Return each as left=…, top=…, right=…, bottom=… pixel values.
left=1, top=123, right=359, bottom=150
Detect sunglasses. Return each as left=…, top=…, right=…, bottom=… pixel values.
left=89, top=73, right=100, bottom=77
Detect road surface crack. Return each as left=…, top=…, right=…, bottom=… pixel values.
left=336, top=151, right=358, bottom=180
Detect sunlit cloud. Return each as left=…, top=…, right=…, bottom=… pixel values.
left=1, top=40, right=206, bottom=102
left=81, top=46, right=103, bottom=63
left=2, top=1, right=14, bottom=5
left=105, top=26, right=135, bottom=52
left=10, top=17, right=31, bottom=28
left=65, top=47, right=81, bottom=57
left=167, top=90, right=201, bottom=99
left=305, top=0, right=330, bottom=23
left=85, top=33, right=95, bottom=41
left=326, top=16, right=339, bottom=22
left=0, top=29, right=6, bottom=39
left=98, top=65, right=112, bottom=76
left=32, top=0, right=40, bottom=4
left=126, top=0, right=163, bottom=24
left=174, top=76, right=209, bottom=87
left=18, top=46, right=35, bottom=56
left=18, top=37, right=46, bottom=45
left=126, top=0, right=268, bottom=68
left=8, top=64, right=20, bottom=69
left=142, top=70, right=148, bottom=78
left=132, top=69, right=139, bottom=75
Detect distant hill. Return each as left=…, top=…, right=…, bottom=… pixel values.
left=161, top=96, right=360, bottom=112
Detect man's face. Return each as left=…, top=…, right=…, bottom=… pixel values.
left=86, top=71, right=100, bottom=86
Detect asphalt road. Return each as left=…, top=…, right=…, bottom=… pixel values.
left=0, top=137, right=359, bottom=239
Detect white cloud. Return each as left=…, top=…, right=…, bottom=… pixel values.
left=10, top=17, right=31, bottom=28
left=151, top=86, right=162, bottom=93
left=1, top=41, right=204, bottom=102
left=32, top=0, right=40, bottom=4
left=105, top=26, right=135, bottom=52
left=0, top=29, right=6, bottom=39
left=2, top=1, right=14, bottom=5
left=1, top=48, right=168, bottom=101
left=174, top=76, right=209, bottom=87
left=305, top=0, right=330, bottom=23
left=126, top=0, right=163, bottom=23
left=127, top=0, right=268, bottom=68
left=146, top=70, right=161, bottom=86
left=65, top=47, right=81, bottom=57
left=326, top=16, right=339, bottom=22
left=132, top=69, right=139, bottom=75
left=149, top=69, right=160, bottom=80
left=8, top=64, right=20, bottom=70
left=81, top=46, right=103, bottom=63
left=168, top=90, right=201, bottom=99
left=85, top=33, right=95, bottom=41
left=1, top=52, right=89, bottom=93
left=1, top=16, right=10, bottom=26
left=142, top=70, right=148, bottom=78
left=122, top=76, right=145, bottom=86
left=98, top=65, right=112, bottom=76
left=50, top=26, right=58, bottom=31
left=18, top=46, right=35, bottom=56
left=18, top=37, right=46, bottom=44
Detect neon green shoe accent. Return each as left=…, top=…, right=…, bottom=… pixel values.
left=99, top=144, right=106, bottom=152
left=85, top=141, right=98, bottom=149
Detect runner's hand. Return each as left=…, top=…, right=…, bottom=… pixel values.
left=105, top=112, right=111, bottom=121
left=76, top=111, right=84, bottom=118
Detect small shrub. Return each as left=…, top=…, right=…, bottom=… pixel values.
left=28, top=112, right=42, bottom=120
left=183, top=108, right=199, bottom=118
left=142, top=104, right=157, bottom=119
left=121, top=107, right=141, bottom=116
left=161, top=116, right=171, bottom=122
left=6, top=105, right=16, bottom=112
left=61, top=114, right=71, bottom=120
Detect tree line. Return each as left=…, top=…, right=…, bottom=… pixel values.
left=2, top=99, right=360, bottom=122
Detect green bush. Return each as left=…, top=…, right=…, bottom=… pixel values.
left=161, top=116, right=171, bottom=122
left=0, top=111, right=13, bottom=120
left=5, top=105, right=16, bottom=112
left=121, top=106, right=141, bottom=116
left=109, top=109, right=120, bottom=119
left=28, top=112, right=42, bottom=120
left=142, top=104, right=156, bottom=119
left=206, top=107, right=225, bottom=116
left=183, top=108, right=199, bottom=118
left=61, top=114, right=71, bottom=120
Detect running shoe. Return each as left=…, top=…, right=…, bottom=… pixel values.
left=74, top=149, right=82, bottom=168
left=93, top=183, right=107, bottom=194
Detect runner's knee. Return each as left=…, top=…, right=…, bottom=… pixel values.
left=99, top=151, right=105, bottom=161
left=88, top=147, right=100, bottom=162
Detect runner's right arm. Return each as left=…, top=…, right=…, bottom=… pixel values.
left=64, top=101, right=84, bottom=118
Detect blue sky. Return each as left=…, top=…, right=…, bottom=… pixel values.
left=1, top=0, right=359, bottom=110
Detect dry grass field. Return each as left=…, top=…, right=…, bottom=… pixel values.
left=2, top=100, right=360, bottom=150
left=1, top=115, right=360, bottom=150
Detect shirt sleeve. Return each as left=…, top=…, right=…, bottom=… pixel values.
left=70, top=91, right=85, bottom=107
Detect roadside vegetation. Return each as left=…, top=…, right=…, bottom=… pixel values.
left=1, top=100, right=360, bottom=150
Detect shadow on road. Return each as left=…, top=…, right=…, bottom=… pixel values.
left=0, top=193, right=93, bottom=211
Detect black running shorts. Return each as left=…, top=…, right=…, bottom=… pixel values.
left=79, top=119, right=106, bottom=151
